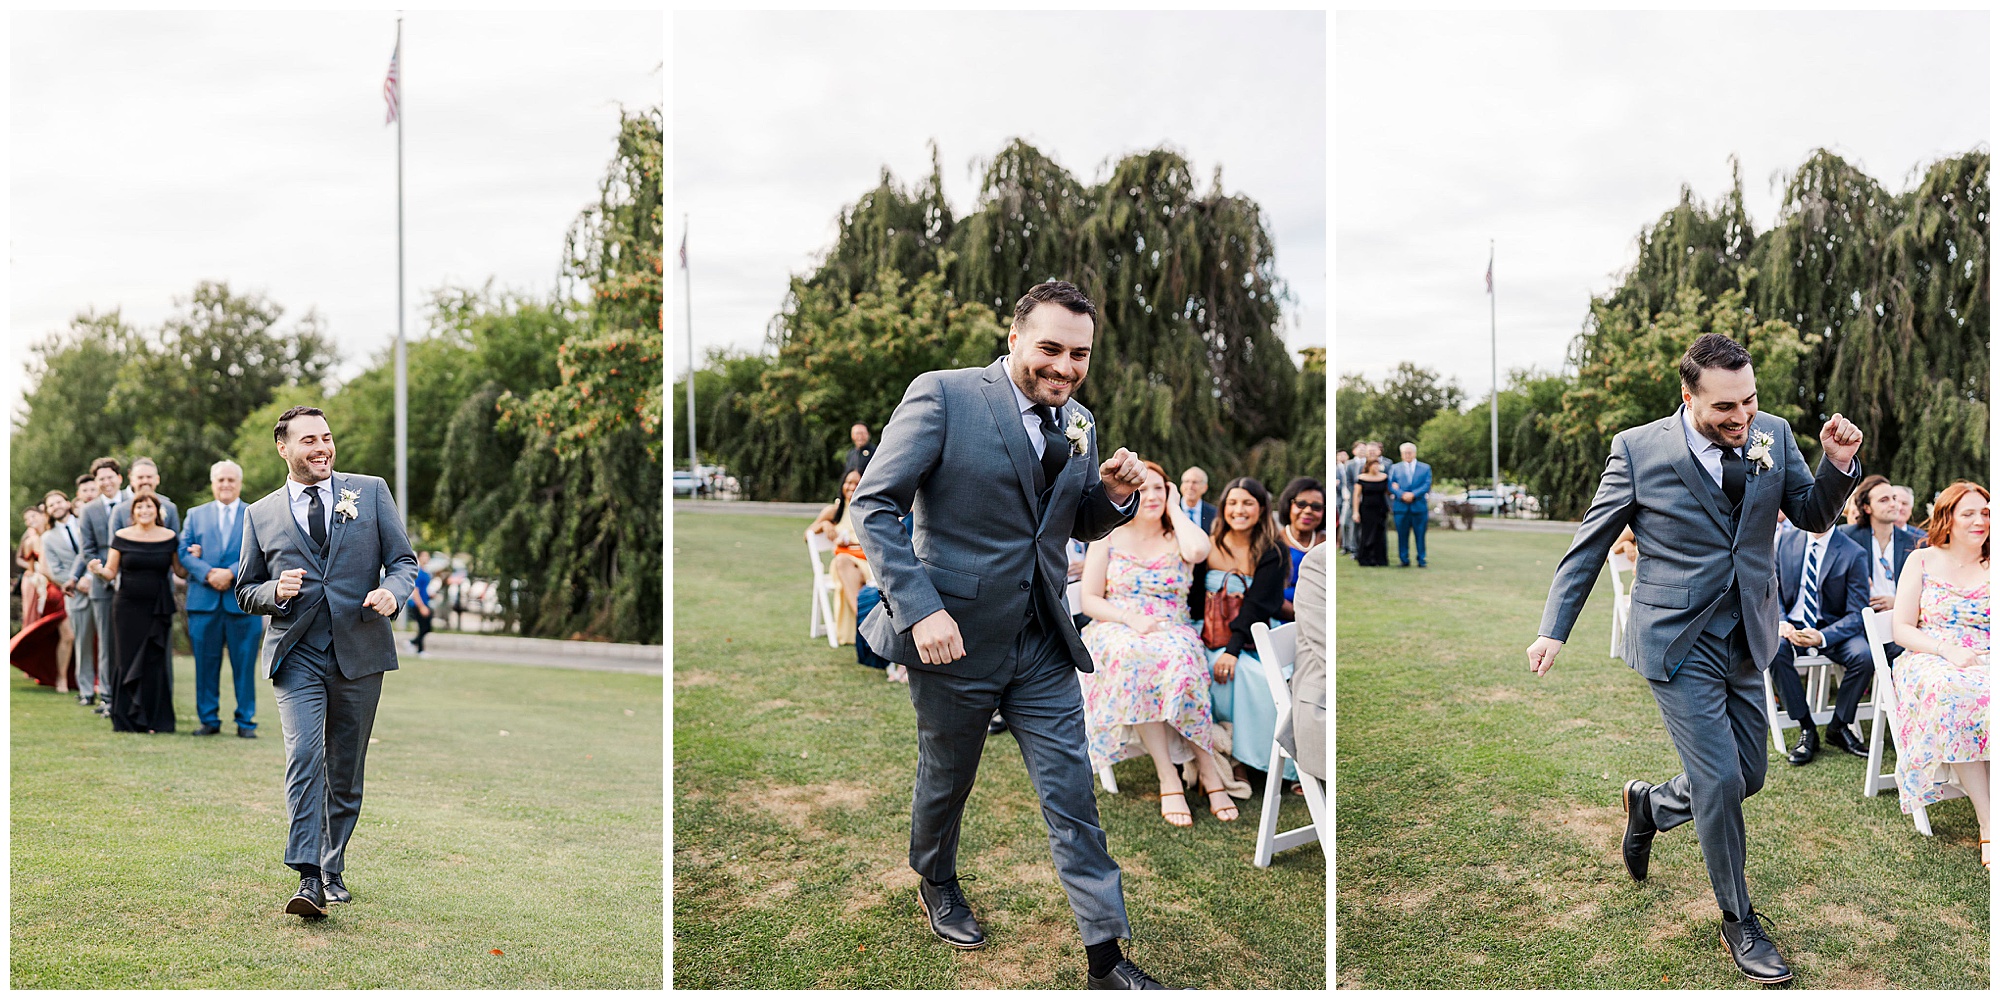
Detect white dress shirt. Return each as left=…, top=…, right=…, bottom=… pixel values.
left=1003, top=367, right=1135, bottom=514
left=1680, top=408, right=1726, bottom=488
left=1786, top=531, right=1830, bottom=622
left=286, top=477, right=335, bottom=541
left=1869, top=535, right=1897, bottom=598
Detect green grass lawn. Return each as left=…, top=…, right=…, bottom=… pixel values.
left=672, top=513, right=1324, bottom=989
left=11, top=653, right=662, bottom=988
left=1335, top=528, right=1989, bottom=989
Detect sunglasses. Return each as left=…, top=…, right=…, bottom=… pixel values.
left=1292, top=501, right=1325, bottom=511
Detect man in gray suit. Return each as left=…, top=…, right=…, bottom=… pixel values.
left=854, top=281, right=1170, bottom=989
left=110, top=457, right=181, bottom=532
left=40, top=488, right=86, bottom=694
left=235, top=406, right=418, bottom=919
left=70, top=458, right=129, bottom=710
left=1526, top=334, right=1862, bottom=985
left=1338, top=441, right=1365, bottom=556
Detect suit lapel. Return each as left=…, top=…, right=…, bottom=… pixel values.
left=981, top=364, right=1045, bottom=520
left=1664, top=411, right=1732, bottom=536
left=278, top=485, right=326, bottom=571
left=324, top=474, right=352, bottom=569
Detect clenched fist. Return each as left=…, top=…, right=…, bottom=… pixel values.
left=276, top=567, right=308, bottom=602
left=1819, top=413, right=1863, bottom=470
left=363, top=588, right=399, bottom=617
left=911, top=608, right=966, bottom=666
left=1099, top=447, right=1146, bottom=504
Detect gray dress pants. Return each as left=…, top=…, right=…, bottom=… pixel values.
left=1642, top=624, right=1768, bottom=919
left=906, top=617, right=1131, bottom=946
left=87, top=596, right=116, bottom=697
left=273, top=643, right=384, bottom=875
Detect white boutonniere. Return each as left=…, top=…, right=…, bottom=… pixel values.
left=334, top=488, right=362, bottom=522
left=1063, top=413, right=1092, bottom=457
left=1744, top=430, right=1776, bottom=474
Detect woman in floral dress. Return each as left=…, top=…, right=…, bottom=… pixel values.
left=1079, top=460, right=1237, bottom=827
left=1890, top=481, right=1990, bottom=867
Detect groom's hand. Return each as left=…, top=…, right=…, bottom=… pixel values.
left=911, top=609, right=965, bottom=665
left=363, top=588, right=398, bottom=617
left=276, top=568, right=307, bottom=601
left=1099, top=448, right=1145, bottom=504
left=1819, top=413, right=1862, bottom=470
left=1526, top=636, right=1563, bottom=676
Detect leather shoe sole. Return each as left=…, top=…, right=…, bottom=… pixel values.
left=285, top=894, right=327, bottom=918
left=1719, top=932, right=1793, bottom=983
left=916, top=894, right=985, bottom=950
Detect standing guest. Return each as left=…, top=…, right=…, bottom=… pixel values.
left=806, top=469, right=873, bottom=645
left=181, top=460, right=262, bottom=738
left=71, top=458, right=127, bottom=713
left=18, top=505, right=51, bottom=623
left=1338, top=442, right=1366, bottom=556
left=42, top=490, right=85, bottom=694
left=1177, top=466, right=1218, bottom=533
left=1767, top=522, right=1872, bottom=764
left=1839, top=475, right=1923, bottom=619
left=1389, top=442, right=1433, bottom=568
left=843, top=423, right=876, bottom=477
left=1331, top=450, right=1351, bottom=550
left=1190, top=477, right=1293, bottom=785
left=89, top=489, right=185, bottom=734
left=1276, top=476, right=1326, bottom=620
left=112, top=457, right=181, bottom=531
left=1353, top=455, right=1391, bottom=567
left=408, top=552, right=435, bottom=657
left=1078, top=460, right=1234, bottom=827
left=1888, top=482, right=1990, bottom=867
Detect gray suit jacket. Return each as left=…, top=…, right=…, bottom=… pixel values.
left=112, top=493, right=181, bottom=533
left=70, top=499, right=119, bottom=605
left=855, top=359, right=1135, bottom=679
left=234, top=473, right=419, bottom=680
left=42, top=519, right=87, bottom=613
left=1538, top=407, right=1860, bottom=682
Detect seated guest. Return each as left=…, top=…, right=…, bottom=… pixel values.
left=1609, top=525, right=1639, bottom=575
left=1888, top=482, right=1990, bottom=868
left=1840, top=474, right=1924, bottom=616
left=1275, top=476, right=1326, bottom=620
left=1893, top=485, right=1918, bottom=532
left=806, top=469, right=872, bottom=645
left=1078, top=460, right=1235, bottom=827
left=1768, top=521, right=1871, bottom=764
left=1278, top=544, right=1327, bottom=782
left=1189, top=477, right=1293, bottom=784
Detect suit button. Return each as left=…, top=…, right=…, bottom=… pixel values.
left=1020, top=581, right=1032, bottom=591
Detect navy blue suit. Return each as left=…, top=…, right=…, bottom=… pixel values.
left=1388, top=459, right=1432, bottom=566
left=1181, top=500, right=1217, bottom=534
left=181, top=500, right=263, bottom=731
left=1769, top=528, right=1872, bottom=728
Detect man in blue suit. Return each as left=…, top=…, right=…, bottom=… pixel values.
left=1176, top=466, right=1218, bottom=533
left=182, top=459, right=263, bottom=738
left=1767, top=522, right=1871, bottom=765
left=1838, top=475, right=1923, bottom=618
left=1389, top=442, right=1433, bottom=567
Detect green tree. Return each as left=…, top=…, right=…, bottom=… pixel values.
left=1333, top=363, right=1463, bottom=458
left=11, top=311, right=141, bottom=520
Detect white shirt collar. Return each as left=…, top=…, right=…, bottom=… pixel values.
left=287, top=476, right=332, bottom=504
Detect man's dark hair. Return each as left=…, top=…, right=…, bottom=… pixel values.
left=74, top=473, right=94, bottom=488
left=274, top=405, right=328, bottom=443
left=89, top=457, right=121, bottom=476
left=1012, top=280, right=1098, bottom=327
left=1679, top=333, right=1753, bottom=393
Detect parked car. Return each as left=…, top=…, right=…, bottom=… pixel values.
left=672, top=470, right=703, bottom=497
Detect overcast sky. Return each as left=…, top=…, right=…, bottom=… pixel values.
left=673, top=11, right=1325, bottom=373
left=1337, top=11, right=1988, bottom=399
left=11, top=10, right=660, bottom=402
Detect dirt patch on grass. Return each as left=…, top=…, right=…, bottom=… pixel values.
left=955, top=913, right=1075, bottom=989
left=674, top=670, right=719, bottom=688
left=1378, top=883, right=1441, bottom=913
left=750, top=781, right=876, bottom=828
left=754, top=699, right=796, bottom=712
left=1467, top=687, right=1526, bottom=704
left=1528, top=801, right=1625, bottom=845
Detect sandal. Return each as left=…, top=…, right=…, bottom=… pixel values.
left=1202, top=784, right=1238, bottom=823
left=1159, top=790, right=1192, bottom=828
left=1981, top=839, right=1990, bottom=871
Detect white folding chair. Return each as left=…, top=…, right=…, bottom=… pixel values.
left=1860, top=608, right=1964, bottom=835
left=1762, top=649, right=1835, bottom=757
left=1605, top=556, right=1631, bottom=658
left=1250, top=621, right=1325, bottom=867
left=804, top=532, right=841, bottom=648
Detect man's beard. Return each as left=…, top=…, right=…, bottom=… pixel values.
left=1010, top=356, right=1080, bottom=407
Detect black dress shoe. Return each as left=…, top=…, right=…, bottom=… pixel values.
left=1621, top=779, right=1656, bottom=881
left=195, top=724, right=221, bottom=736
left=1785, top=725, right=1819, bottom=766
left=237, top=728, right=258, bottom=739
left=77, top=693, right=93, bottom=706
left=917, top=875, right=985, bottom=949
left=1720, top=910, right=1792, bottom=983
left=1088, top=957, right=1173, bottom=989
left=285, top=875, right=327, bottom=918
left=1825, top=722, right=1868, bottom=758
left=322, top=871, right=351, bottom=904
left=988, top=712, right=1008, bottom=735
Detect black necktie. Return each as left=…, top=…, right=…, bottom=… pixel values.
left=306, top=486, right=328, bottom=554
left=1720, top=446, right=1745, bottom=509
left=1035, top=405, right=1066, bottom=493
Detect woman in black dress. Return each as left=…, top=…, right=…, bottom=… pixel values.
left=87, top=490, right=184, bottom=733
left=1354, top=456, right=1391, bottom=567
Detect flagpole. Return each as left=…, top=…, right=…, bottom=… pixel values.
left=1488, top=239, right=1499, bottom=519
left=682, top=215, right=699, bottom=486
left=393, top=16, right=408, bottom=528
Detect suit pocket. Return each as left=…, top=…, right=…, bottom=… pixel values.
left=1630, top=582, right=1689, bottom=609
left=922, top=562, right=980, bottom=601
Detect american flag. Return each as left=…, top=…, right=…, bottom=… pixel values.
left=383, top=42, right=400, bottom=125
left=1484, top=253, right=1493, bottom=294
left=679, top=229, right=688, bottom=270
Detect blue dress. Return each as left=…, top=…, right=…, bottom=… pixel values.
left=1204, top=569, right=1296, bottom=781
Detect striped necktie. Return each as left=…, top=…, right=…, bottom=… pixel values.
left=1802, top=537, right=1823, bottom=626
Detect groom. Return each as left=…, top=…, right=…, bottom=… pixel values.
left=854, top=281, right=1171, bottom=990
left=1526, top=334, right=1861, bottom=984
left=236, top=406, right=418, bottom=918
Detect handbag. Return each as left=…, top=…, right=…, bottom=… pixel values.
left=1202, top=571, right=1248, bottom=650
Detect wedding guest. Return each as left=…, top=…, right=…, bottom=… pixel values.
left=41, top=489, right=84, bottom=694
left=1768, top=522, right=1871, bottom=764
left=1888, top=481, right=1990, bottom=867
left=1839, top=475, right=1923, bottom=617
left=18, top=504, right=51, bottom=623
left=1610, top=525, right=1639, bottom=575
left=1189, top=477, right=1292, bottom=784
left=112, top=457, right=181, bottom=531
left=1353, top=456, right=1390, bottom=567
left=1389, top=442, right=1433, bottom=568
left=72, top=459, right=127, bottom=713
left=1275, top=476, right=1326, bottom=620
left=1279, top=543, right=1327, bottom=781
left=843, top=423, right=875, bottom=477
left=61, top=475, right=101, bottom=703
left=1892, top=485, right=1917, bottom=531
left=1178, top=466, right=1218, bottom=533
left=806, top=469, right=873, bottom=645
left=89, top=489, right=184, bottom=734
left=1332, top=450, right=1351, bottom=550
left=181, top=460, right=262, bottom=737
left=1078, top=460, right=1235, bottom=827
left=1338, top=442, right=1366, bottom=557
left=408, top=552, right=434, bottom=657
